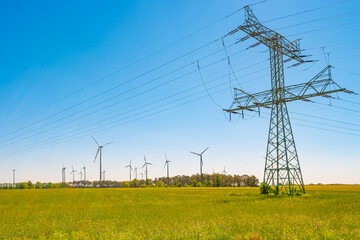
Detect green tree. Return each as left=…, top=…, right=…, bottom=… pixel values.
left=215, top=175, right=221, bottom=187
left=192, top=180, right=198, bottom=187
left=157, top=180, right=163, bottom=187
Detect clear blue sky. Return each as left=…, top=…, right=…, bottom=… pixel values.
left=0, top=0, right=359, bottom=184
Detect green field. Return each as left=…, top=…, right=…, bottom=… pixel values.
left=0, top=185, right=359, bottom=239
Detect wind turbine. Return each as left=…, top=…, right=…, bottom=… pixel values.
left=125, top=159, right=133, bottom=181
left=12, top=169, right=16, bottom=188
left=190, top=147, right=209, bottom=176
left=164, top=153, right=171, bottom=178
left=62, top=165, right=66, bottom=183
left=79, top=169, right=83, bottom=181
left=221, top=166, right=228, bottom=187
left=92, top=135, right=113, bottom=181
left=70, top=166, right=77, bottom=183
left=102, top=170, right=106, bottom=181
left=221, top=166, right=228, bottom=175
left=134, top=167, right=138, bottom=179
left=83, top=165, right=86, bottom=182
left=142, top=156, right=152, bottom=181
left=140, top=172, right=144, bottom=180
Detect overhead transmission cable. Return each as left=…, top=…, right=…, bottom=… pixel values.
left=0, top=40, right=240, bottom=139
left=274, top=9, right=360, bottom=32
left=1, top=71, right=271, bottom=158
left=4, top=0, right=353, bottom=133
left=5, top=94, right=360, bottom=159
left=1, top=64, right=270, bottom=150
left=1, top=2, right=358, bottom=157
left=0, top=43, right=259, bottom=144
left=4, top=5, right=247, bottom=126
left=3, top=1, right=354, bottom=138
left=261, top=0, right=353, bottom=24
left=1, top=57, right=269, bottom=148
left=2, top=44, right=358, bottom=149
left=2, top=45, right=358, bottom=154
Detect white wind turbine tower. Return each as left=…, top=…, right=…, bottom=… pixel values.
left=142, top=156, right=152, bottom=181
left=70, top=166, right=77, bottom=183
left=221, top=166, right=228, bottom=187
left=164, top=153, right=171, bottom=178
left=102, top=170, right=106, bottom=181
left=125, top=159, right=133, bottom=181
left=79, top=169, right=83, bottom=181
left=13, top=169, right=16, bottom=188
left=190, top=147, right=209, bottom=176
left=62, top=164, right=66, bottom=183
left=83, top=165, right=86, bottom=182
left=92, top=135, right=113, bottom=181
left=134, top=167, right=138, bottom=179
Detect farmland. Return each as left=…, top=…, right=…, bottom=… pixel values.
left=0, top=185, right=359, bottom=239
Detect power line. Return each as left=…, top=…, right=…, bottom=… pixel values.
left=337, top=98, right=360, bottom=106
left=0, top=67, right=271, bottom=158
left=262, top=0, right=353, bottom=24
left=334, top=67, right=360, bottom=76
left=4, top=0, right=354, bottom=130
left=3, top=76, right=359, bottom=158
left=4, top=6, right=246, bottom=127
left=0, top=40, right=239, bottom=139
left=1, top=65, right=270, bottom=151
left=6, top=15, right=357, bottom=142
left=292, top=117, right=360, bottom=133
left=290, top=111, right=360, bottom=127
left=2, top=4, right=360, bottom=158
left=0, top=51, right=354, bottom=153
left=275, top=9, right=360, bottom=31
left=0, top=44, right=263, bottom=146
left=316, top=101, right=360, bottom=115
left=292, top=122, right=360, bottom=137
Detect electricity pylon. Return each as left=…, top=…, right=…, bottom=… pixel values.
left=224, top=6, right=351, bottom=195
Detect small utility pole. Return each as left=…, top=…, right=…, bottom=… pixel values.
left=83, top=166, right=86, bottom=182
left=12, top=169, right=16, bottom=188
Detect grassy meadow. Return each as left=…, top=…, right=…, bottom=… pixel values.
left=0, top=185, right=359, bottom=239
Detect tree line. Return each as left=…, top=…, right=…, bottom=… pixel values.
left=0, top=174, right=259, bottom=189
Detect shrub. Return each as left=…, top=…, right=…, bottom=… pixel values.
left=259, top=182, right=271, bottom=194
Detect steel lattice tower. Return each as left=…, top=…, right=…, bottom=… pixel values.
left=265, top=38, right=304, bottom=193
left=224, top=6, right=351, bottom=195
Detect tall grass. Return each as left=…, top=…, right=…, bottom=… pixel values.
left=0, top=185, right=359, bottom=239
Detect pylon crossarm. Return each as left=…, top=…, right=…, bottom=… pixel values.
left=225, top=6, right=304, bottom=63
left=224, top=79, right=345, bottom=112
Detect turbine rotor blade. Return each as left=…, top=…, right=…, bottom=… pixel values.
left=102, top=141, right=113, bottom=147
left=142, top=163, right=146, bottom=169
left=91, top=135, right=100, bottom=146
left=190, top=151, right=200, bottom=156
left=94, top=148, right=100, bottom=163
left=201, top=147, right=209, bottom=155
